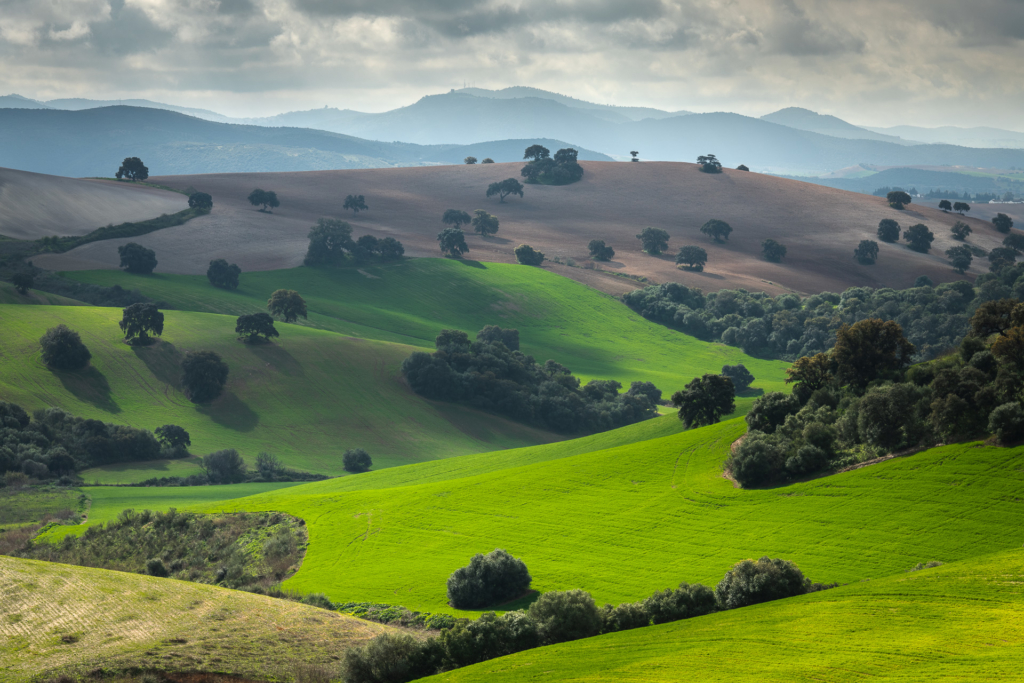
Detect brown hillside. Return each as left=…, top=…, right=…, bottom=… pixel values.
left=34, top=162, right=1005, bottom=294
left=0, top=168, right=187, bottom=240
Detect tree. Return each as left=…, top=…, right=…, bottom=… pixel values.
left=672, top=374, right=736, bottom=428
left=523, top=145, right=550, bottom=161
left=832, top=318, right=915, bottom=388
left=117, top=242, right=157, bottom=274
left=721, top=364, right=754, bottom=391
left=447, top=549, right=532, bottom=609
left=207, top=259, right=241, bottom=289
left=953, top=201, right=971, bottom=215
left=378, top=237, right=405, bottom=260
left=514, top=244, right=545, bottom=266
left=235, top=312, right=279, bottom=343
left=116, top=157, right=148, bottom=181
left=989, top=403, right=1024, bottom=444
left=477, top=325, right=520, bottom=351
left=745, top=392, right=800, bottom=434
left=951, top=221, right=972, bottom=240
left=630, top=151, right=639, bottom=162
left=785, top=352, right=833, bottom=393
left=486, top=178, right=524, bottom=203
left=248, top=189, right=280, bottom=212
left=853, top=240, right=879, bottom=265
left=188, top=192, right=213, bottom=210
left=989, top=247, right=1019, bottom=272
left=304, top=218, right=353, bottom=266
left=993, top=213, right=1015, bottom=233
left=267, top=289, right=308, bottom=323
left=154, top=425, right=190, bottom=453
left=464, top=156, right=478, bottom=164
left=39, top=324, right=91, bottom=370
left=676, top=245, right=708, bottom=271
left=697, top=154, right=722, bottom=173
left=343, top=448, right=373, bottom=473
left=255, top=452, right=282, bottom=479
left=1004, top=233, right=1024, bottom=253
left=887, top=190, right=912, bottom=209
left=737, top=164, right=750, bottom=171
left=471, top=209, right=500, bottom=236
left=969, top=299, right=1021, bottom=338
left=761, top=239, right=787, bottom=262
left=904, top=223, right=934, bottom=253
left=700, top=219, right=732, bottom=242
left=588, top=240, right=615, bottom=261
left=119, top=303, right=164, bottom=345
left=528, top=589, right=601, bottom=644
left=715, top=557, right=810, bottom=609
left=946, top=245, right=973, bottom=274
left=636, top=227, right=670, bottom=255
left=438, top=227, right=470, bottom=257
left=181, top=350, right=229, bottom=403
left=202, top=449, right=246, bottom=483
left=442, top=209, right=472, bottom=231
left=939, top=199, right=952, bottom=212
left=11, top=272, right=33, bottom=294
left=343, top=194, right=368, bottom=213
left=877, top=218, right=901, bottom=243
left=481, top=158, right=495, bottom=164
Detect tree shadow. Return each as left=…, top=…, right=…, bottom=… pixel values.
left=737, top=387, right=765, bottom=398
left=132, top=340, right=183, bottom=388
left=53, top=366, right=120, bottom=413
left=692, top=271, right=727, bottom=280
left=460, top=590, right=541, bottom=615
left=196, top=392, right=259, bottom=433
left=244, top=342, right=305, bottom=377
left=454, top=259, right=487, bottom=269
left=480, top=235, right=512, bottom=245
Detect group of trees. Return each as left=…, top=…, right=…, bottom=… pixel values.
left=938, top=199, right=972, bottom=215
left=402, top=326, right=658, bottom=434
left=728, top=305, right=1024, bottom=487
left=464, top=157, right=495, bottom=164
left=443, top=209, right=499, bottom=237
left=304, top=218, right=405, bottom=266
left=697, top=154, right=723, bottom=173
left=520, top=145, right=584, bottom=185
left=588, top=240, right=615, bottom=261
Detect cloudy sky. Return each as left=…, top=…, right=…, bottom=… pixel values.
left=2, top=0, right=1023, bottom=128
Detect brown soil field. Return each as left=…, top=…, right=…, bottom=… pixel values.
left=0, top=168, right=187, bottom=240
left=33, top=162, right=1008, bottom=294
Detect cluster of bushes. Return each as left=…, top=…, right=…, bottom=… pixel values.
left=402, top=326, right=658, bottom=434
left=520, top=145, right=584, bottom=185
left=727, top=306, right=1024, bottom=487
left=33, top=207, right=208, bottom=256
left=623, top=279, right=984, bottom=361
left=304, top=218, right=404, bottom=266
left=342, top=555, right=832, bottom=683
left=28, top=270, right=154, bottom=307
left=126, top=450, right=327, bottom=487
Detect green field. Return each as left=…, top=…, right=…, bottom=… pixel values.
left=425, top=549, right=1024, bottom=682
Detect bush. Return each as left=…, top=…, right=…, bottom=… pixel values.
left=761, top=239, right=787, bottom=262
left=342, top=632, right=434, bottom=683
left=180, top=350, right=229, bottom=403
left=447, top=549, right=532, bottom=609
left=207, top=259, right=241, bottom=289
left=599, top=601, right=650, bottom=633
left=745, top=392, right=800, bottom=434
left=642, top=582, right=717, bottom=625
left=343, top=448, right=373, bottom=473
left=877, top=219, right=901, bottom=243
left=989, top=402, right=1024, bottom=444
left=514, top=244, right=545, bottom=266
left=527, top=589, right=601, bottom=644
left=715, top=556, right=811, bottom=609
left=203, top=449, right=247, bottom=484
left=117, top=242, right=157, bottom=274
left=39, top=325, right=91, bottom=371
left=727, top=431, right=787, bottom=487
left=588, top=239, right=615, bottom=261
left=146, top=558, right=169, bottom=577
left=721, top=364, right=754, bottom=391
left=188, top=192, right=213, bottom=210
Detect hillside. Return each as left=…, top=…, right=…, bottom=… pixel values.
left=425, top=549, right=1024, bottom=682
left=32, top=162, right=1010, bottom=294
left=760, top=107, right=910, bottom=144
left=865, top=124, right=1024, bottom=149
left=0, top=168, right=187, bottom=240
left=0, top=556, right=391, bottom=682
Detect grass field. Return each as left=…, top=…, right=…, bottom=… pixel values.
left=0, top=486, right=86, bottom=531
left=194, top=418, right=1024, bottom=615
left=0, top=555, right=391, bottom=682
left=424, top=548, right=1024, bottom=682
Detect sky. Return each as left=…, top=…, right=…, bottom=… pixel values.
left=2, top=0, right=1023, bottom=128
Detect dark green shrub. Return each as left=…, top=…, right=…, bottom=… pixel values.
left=642, top=582, right=716, bottom=625
left=117, top=242, right=157, bottom=274
left=527, top=589, right=601, bottom=644
left=727, top=431, right=787, bottom=487
left=188, top=191, right=213, bottom=209
left=207, top=259, right=241, bottom=289
left=342, top=632, right=436, bottom=683
left=146, top=558, right=169, bottom=577
left=447, top=549, right=531, bottom=609
left=300, top=593, right=337, bottom=610
left=598, top=601, right=650, bottom=633
left=202, top=449, right=246, bottom=483
left=715, top=556, right=811, bottom=609
left=746, top=392, right=800, bottom=434
left=343, top=449, right=372, bottom=473
left=39, top=325, right=91, bottom=370
left=181, top=350, right=229, bottom=403
left=721, top=364, right=754, bottom=391
left=514, top=244, right=545, bottom=266
left=785, top=444, right=828, bottom=476
left=989, top=402, right=1024, bottom=444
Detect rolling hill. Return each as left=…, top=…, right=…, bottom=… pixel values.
left=760, top=107, right=911, bottom=144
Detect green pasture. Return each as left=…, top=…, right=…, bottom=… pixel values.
left=80, top=456, right=206, bottom=485
left=427, top=549, right=1024, bottom=682
left=198, top=419, right=1024, bottom=615
left=0, top=305, right=557, bottom=476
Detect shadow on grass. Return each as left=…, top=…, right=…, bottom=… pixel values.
left=454, top=258, right=487, bottom=269
left=244, top=341, right=305, bottom=377
left=196, top=392, right=259, bottom=432
left=737, top=387, right=765, bottom=398
left=131, top=339, right=183, bottom=388
left=54, top=365, right=119, bottom=413
left=462, top=590, right=541, bottom=614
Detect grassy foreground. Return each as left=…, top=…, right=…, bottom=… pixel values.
left=425, top=549, right=1024, bottom=682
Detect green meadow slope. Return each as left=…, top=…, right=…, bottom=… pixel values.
left=196, top=418, right=1024, bottom=615
left=426, top=549, right=1024, bottom=682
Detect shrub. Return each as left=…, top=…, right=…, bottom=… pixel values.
left=207, top=259, right=241, bottom=289
left=599, top=601, right=650, bottom=633
left=117, top=242, right=157, bottom=274
left=342, top=632, right=433, bottom=683
left=447, top=549, right=532, bottom=609
left=715, top=556, right=811, bottom=609
left=202, top=449, right=247, bottom=484
left=146, top=558, right=169, bottom=577
left=528, top=589, right=601, bottom=644
left=180, top=350, right=229, bottom=403
left=721, top=364, right=754, bottom=391
left=989, top=402, right=1024, bottom=444
left=642, top=582, right=717, bottom=625
left=39, top=325, right=91, bottom=370
left=188, top=192, right=213, bottom=209
left=726, top=431, right=788, bottom=487
left=476, top=325, right=520, bottom=351
left=256, top=451, right=282, bottom=479
left=343, top=448, right=373, bottom=473
left=514, top=244, right=545, bottom=266
left=588, top=239, right=615, bottom=261
left=745, top=392, right=799, bottom=434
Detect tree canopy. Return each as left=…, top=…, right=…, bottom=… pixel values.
left=761, top=239, right=787, bottom=262
left=951, top=221, right=972, bottom=240
left=119, top=303, right=164, bottom=345
left=267, top=289, right=307, bottom=323
left=514, top=244, right=545, bottom=266
left=946, top=245, right=973, bottom=274
left=39, top=325, right=91, bottom=371
left=953, top=201, right=971, bottom=215
left=442, top=209, right=472, bottom=230
left=696, top=154, right=722, bottom=173
left=181, top=351, right=229, bottom=403
left=671, top=374, right=735, bottom=428
left=904, top=223, right=935, bottom=253
left=117, top=242, right=157, bottom=274
left=877, top=219, right=901, bottom=243
left=636, top=227, right=670, bottom=255
left=343, top=448, right=372, bottom=473
left=700, top=219, right=732, bottom=242
left=471, top=209, right=499, bottom=236
left=521, top=146, right=583, bottom=185
left=207, top=259, right=241, bottom=289
left=304, top=218, right=354, bottom=266
left=887, top=190, right=912, bottom=210
left=343, top=194, right=368, bottom=213
left=993, top=213, right=1015, bottom=233
left=832, top=318, right=915, bottom=388
left=939, top=199, right=952, bottom=212
left=235, top=312, right=279, bottom=344
left=12, top=272, right=33, bottom=294
left=447, top=549, right=532, bottom=609
left=438, top=227, right=470, bottom=257
left=248, top=189, right=280, bottom=212
left=116, top=157, right=148, bottom=181
left=721, top=363, right=754, bottom=391
left=464, top=156, right=477, bottom=164
left=523, top=145, right=550, bottom=161
left=588, top=239, right=615, bottom=261
left=188, top=192, right=213, bottom=210
left=676, top=245, right=708, bottom=271
left=486, top=178, right=524, bottom=203
left=853, top=240, right=879, bottom=265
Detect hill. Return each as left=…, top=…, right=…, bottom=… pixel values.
left=865, top=124, right=1024, bottom=149
left=0, top=168, right=187, bottom=240
left=455, top=86, right=692, bottom=122
left=760, top=107, right=911, bottom=144
left=0, top=555, right=391, bottom=682
left=795, top=166, right=1024, bottom=197
left=425, top=548, right=1024, bottom=682
left=32, top=162, right=1009, bottom=294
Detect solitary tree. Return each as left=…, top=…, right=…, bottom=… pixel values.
left=343, top=194, right=368, bottom=213
left=248, top=189, right=280, bottom=212
left=181, top=350, right=229, bottom=403
left=39, top=324, right=91, bottom=370
left=761, top=239, right=787, bottom=262
left=267, top=289, right=308, bottom=323
left=235, top=312, right=279, bottom=343
left=904, top=223, right=935, bottom=253
left=116, top=157, right=149, bottom=181
left=514, top=244, right=545, bottom=266
left=950, top=221, right=972, bottom=240
left=588, top=240, right=615, bottom=261
left=946, top=245, right=973, bottom=274
left=1003, top=233, right=1024, bottom=253
left=524, top=145, right=551, bottom=161
left=953, top=201, right=971, bottom=215
left=304, top=218, right=353, bottom=266
left=992, top=213, right=1015, bottom=233
left=471, top=209, right=500, bottom=236
left=437, top=227, right=470, bottom=257
left=938, top=199, right=952, bottom=212
left=481, top=158, right=494, bottom=164
left=630, top=151, right=639, bottom=162
left=464, top=156, right=478, bottom=165
left=188, top=192, right=213, bottom=210
left=676, top=245, right=708, bottom=271
left=155, top=425, right=191, bottom=454
left=700, top=219, right=733, bottom=242
left=736, top=164, right=750, bottom=171
left=207, top=259, right=241, bottom=289
left=118, top=242, right=157, bottom=274
left=887, top=190, right=912, bottom=210
left=832, top=319, right=915, bottom=388
left=877, top=218, right=901, bottom=243
left=119, top=303, right=164, bottom=345
left=11, top=272, right=33, bottom=294
left=442, top=209, right=472, bottom=231
left=672, top=374, right=736, bottom=428
left=448, top=549, right=532, bottom=610
left=486, top=178, right=524, bottom=203
left=343, top=448, right=373, bottom=473
left=255, top=452, right=281, bottom=479
left=853, top=240, right=879, bottom=265
left=636, top=227, right=670, bottom=255
left=721, top=364, right=754, bottom=391
left=697, top=154, right=723, bottom=173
